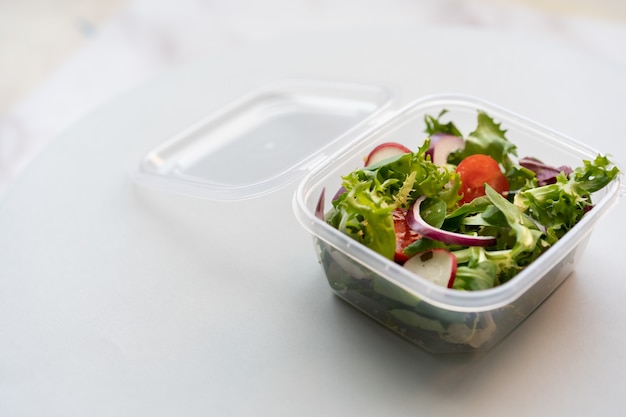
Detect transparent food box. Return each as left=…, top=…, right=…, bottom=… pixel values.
left=131, top=79, right=392, bottom=201
left=293, top=93, right=623, bottom=354
left=131, top=80, right=622, bottom=354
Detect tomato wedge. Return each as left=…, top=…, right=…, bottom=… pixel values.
left=456, top=154, right=509, bottom=204
left=393, top=208, right=421, bottom=264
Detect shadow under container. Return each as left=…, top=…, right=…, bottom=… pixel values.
left=294, top=95, right=623, bottom=354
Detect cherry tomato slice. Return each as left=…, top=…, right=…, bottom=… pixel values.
left=393, top=208, right=421, bottom=264
left=456, top=154, right=509, bottom=204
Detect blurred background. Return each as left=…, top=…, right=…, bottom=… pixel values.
left=1, top=0, right=625, bottom=196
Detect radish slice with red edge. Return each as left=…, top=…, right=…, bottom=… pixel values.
left=364, top=142, right=411, bottom=166
left=407, top=196, right=497, bottom=247
left=426, top=134, right=465, bottom=166
left=403, top=248, right=457, bottom=288
left=315, top=188, right=325, bottom=220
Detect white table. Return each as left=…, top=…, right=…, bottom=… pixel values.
left=1, top=28, right=625, bottom=416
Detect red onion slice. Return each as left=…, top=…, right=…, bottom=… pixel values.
left=315, top=188, right=326, bottom=220
left=519, top=156, right=572, bottom=186
left=407, top=196, right=497, bottom=247
left=332, top=186, right=346, bottom=201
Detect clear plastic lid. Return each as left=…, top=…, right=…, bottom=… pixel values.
left=131, top=79, right=392, bottom=200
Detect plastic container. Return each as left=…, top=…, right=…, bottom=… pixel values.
left=293, top=94, right=623, bottom=354
left=130, top=79, right=621, bottom=354
left=131, top=79, right=391, bottom=201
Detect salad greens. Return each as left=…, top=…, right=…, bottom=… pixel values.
left=325, top=110, right=621, bottom=290
left=325, top=139, right=461, bottom=260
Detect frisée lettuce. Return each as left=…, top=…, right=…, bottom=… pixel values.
left=325, top=110, right=621, bottom=290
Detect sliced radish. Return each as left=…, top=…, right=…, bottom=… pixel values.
left=407, top=196, right=497, bottom=247
left=426, top=134, right=465, bottom=166
left=364, top=142, right=411, bottom=166
left=403, top=249, right=457, bottom=288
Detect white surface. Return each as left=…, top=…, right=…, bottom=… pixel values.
left=2, top=0, right=626, bottom=196
left=1, top=27, right=625, bottom=416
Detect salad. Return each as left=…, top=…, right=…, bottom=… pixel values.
left=319, top=110, right=620, bottom=291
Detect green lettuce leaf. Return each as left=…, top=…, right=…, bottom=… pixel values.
left=514, top=154, right=620, bottom=242
left=424, top=110, right=462, bottom=137
left=449, top=111, right=517, bottom=171
left=453, top=261, right=498, bottom=291
left=326, top=141, right=461, bottom=259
